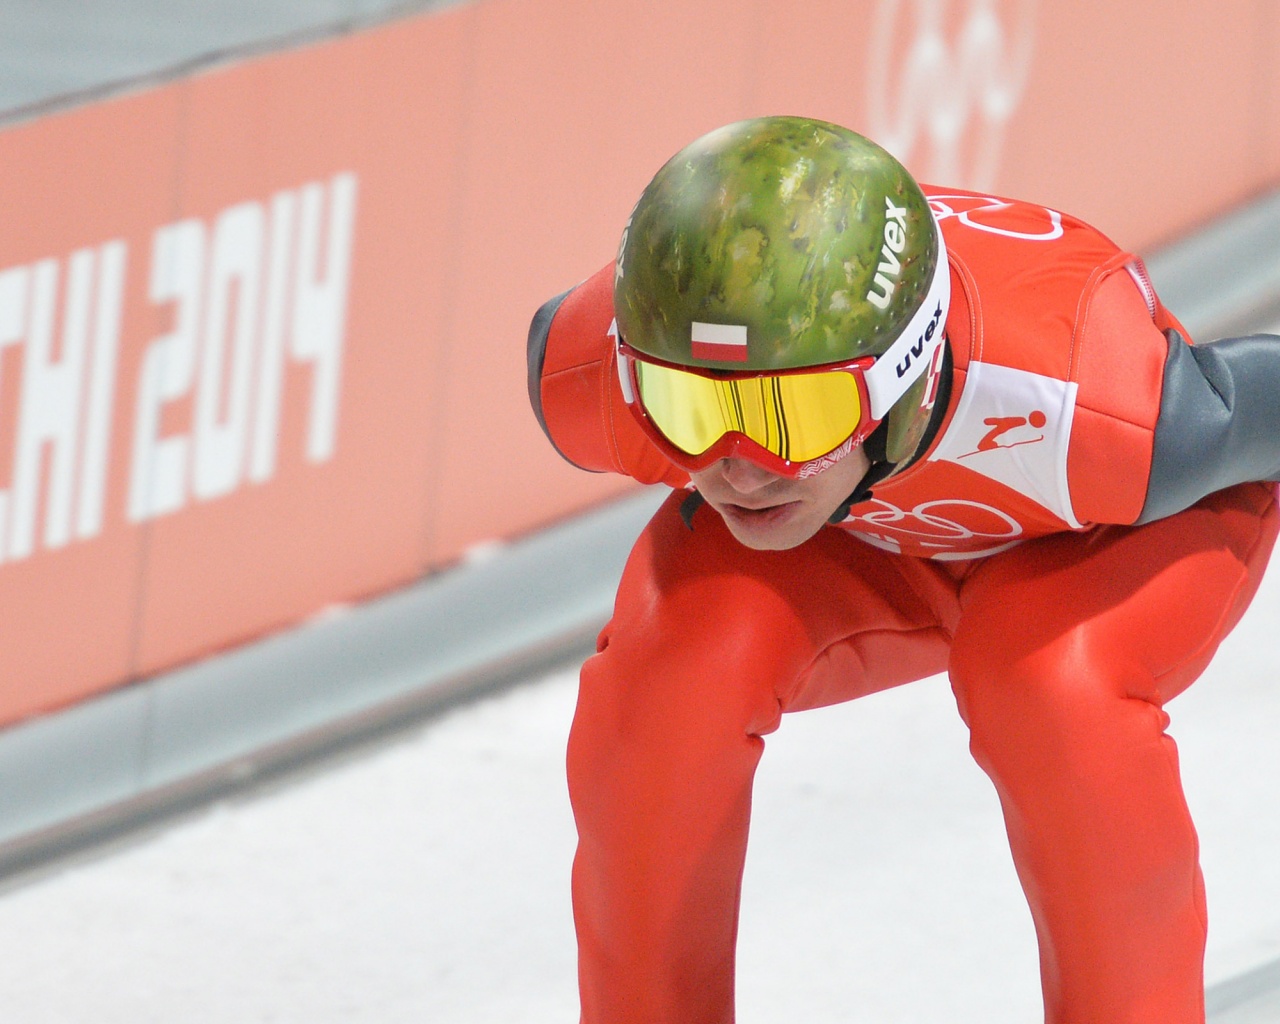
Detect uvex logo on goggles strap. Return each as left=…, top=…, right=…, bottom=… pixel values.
left=863, top=225, right=950, bottom=419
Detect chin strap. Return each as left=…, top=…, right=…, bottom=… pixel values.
left=679, top=490, right=706, bottom=529
left=826, top=420, right=894, bottom=524
left=827, top=461, right=896, bottom=523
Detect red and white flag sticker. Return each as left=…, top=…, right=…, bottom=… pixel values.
left=691, top=321, right=748, bottom=362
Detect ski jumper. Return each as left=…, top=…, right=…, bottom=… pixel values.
left=528, top=188, right=1280, bottom=1024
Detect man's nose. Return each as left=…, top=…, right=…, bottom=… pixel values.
left=718, top=457, right=782, bottom=494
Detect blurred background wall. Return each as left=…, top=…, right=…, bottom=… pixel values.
left=0, top=0, right=1276, bottom=731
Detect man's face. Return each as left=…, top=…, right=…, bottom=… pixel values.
left=688, top=447, right=870, bottom=551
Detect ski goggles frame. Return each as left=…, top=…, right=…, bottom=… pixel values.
left=617, top=342, right=880, bottom=478
left=614, top=247, right=951, bottom=479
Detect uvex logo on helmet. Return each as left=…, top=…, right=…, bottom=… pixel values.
left=866, top=196, right=910, bottom=310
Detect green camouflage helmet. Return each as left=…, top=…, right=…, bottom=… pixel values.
left=614, top=116, right=949, bottom=463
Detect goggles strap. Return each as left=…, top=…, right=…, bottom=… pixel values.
left=826, top=344, right=955, bottom=523
left=863, top=418, right=889, bottom=465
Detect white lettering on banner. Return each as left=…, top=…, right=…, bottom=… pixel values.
left=293, top=177, right=356, bottom=465
left=866, top=0, right=1037, bottom=190
left=195, top=201, right=264, bottom=501
left=78, top=244, right=127, bottom=540
left=129, top=172, right=358, bottom=523
left=250, top=190, right=296, bottom=483
left=0, top=243, right=127, bottom=564
left=130, top=218, right=205, bottom=523
left=12, top=259, right=85, bottom=559
left=0, top=171, right=358, bottom=569
left=0, top=266, right=26, bottom=557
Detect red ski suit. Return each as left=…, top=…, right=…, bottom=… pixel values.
left=531, top=188, right=1280, bottom=1024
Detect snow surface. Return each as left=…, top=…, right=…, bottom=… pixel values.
left=0, top=542, right=1275, bottom=1023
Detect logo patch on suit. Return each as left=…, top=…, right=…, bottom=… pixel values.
left=929, top=361, right=1081, bottom=527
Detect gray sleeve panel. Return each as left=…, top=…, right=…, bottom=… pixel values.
left=1137, top=331, right=1280, bottom=524
left=526, top=288, right=573, bottom=453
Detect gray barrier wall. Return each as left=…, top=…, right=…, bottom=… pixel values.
left=0, top=0, right=455, bottom=120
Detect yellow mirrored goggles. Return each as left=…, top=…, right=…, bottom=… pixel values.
left=627, top=352, right=876, bottom=469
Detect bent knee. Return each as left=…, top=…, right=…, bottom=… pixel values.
left=949, top=631, right=1175, bottom=775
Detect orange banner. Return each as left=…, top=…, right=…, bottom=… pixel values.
left=0, top=0, right=1276, bottom=725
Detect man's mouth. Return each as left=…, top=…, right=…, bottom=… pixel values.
left=720, top=500, right=802, bottom=525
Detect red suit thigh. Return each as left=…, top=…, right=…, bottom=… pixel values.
left=949, top=483, right=1278, bottom=1024
left=569, top=491, right=955, bottom=1024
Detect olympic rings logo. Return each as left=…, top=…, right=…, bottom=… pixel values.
left=866, top=0, right=1038, bottom=190
left=928, top=193, right=1064, bottom=241
left=844, top=497, right=1025, bottom=542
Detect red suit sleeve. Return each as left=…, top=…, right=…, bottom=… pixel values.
left=1068, top=256, right=1280, bottom=526
left=528, top=262, right=688, bottom=487
left=1065, top=262, right=1178, bottom=525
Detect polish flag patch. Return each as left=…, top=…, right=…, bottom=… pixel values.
left=691, top=321, right=748, bottom=362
